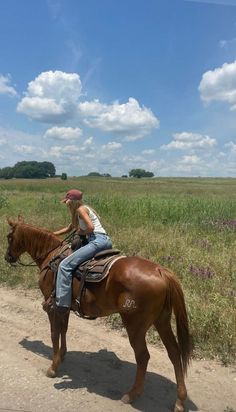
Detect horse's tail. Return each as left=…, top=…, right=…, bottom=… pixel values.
left=161, top=268, right=193, bottom=375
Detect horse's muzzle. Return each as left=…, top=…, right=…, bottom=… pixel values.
left=5, top=252, right=18, bottom=264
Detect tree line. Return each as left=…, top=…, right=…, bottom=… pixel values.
left=0, top=161, right=56, bottom=179
left=88, top=169, right=154, bottom=178
left=0, top=162, right=154, bottom=179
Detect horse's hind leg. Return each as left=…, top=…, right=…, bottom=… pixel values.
left=154, top=315, right=187, bottom=412
left=120, top=313, right=151, bottom=404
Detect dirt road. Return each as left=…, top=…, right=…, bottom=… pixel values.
left=0, top=287, right=235, bottom=412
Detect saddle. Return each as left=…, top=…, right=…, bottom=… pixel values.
left=48, top=248, right=121, bottom=282
left=75, top=249, right=121, bottom=282
left=48, top=248, right=123, bottom=319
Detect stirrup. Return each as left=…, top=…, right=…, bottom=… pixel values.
left=74, top=298, right=97, bottom=320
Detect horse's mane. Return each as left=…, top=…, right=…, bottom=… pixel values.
left=19, top=223, right=62, bottom=258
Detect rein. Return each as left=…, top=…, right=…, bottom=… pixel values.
left=13, top=230, right=76, bottom=268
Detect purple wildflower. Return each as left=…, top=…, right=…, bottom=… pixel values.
left=162, top=255, right=176, bottom=263
left=208, top=219, right=236, bottom=230
left=189, top=264, right=215, bottom=279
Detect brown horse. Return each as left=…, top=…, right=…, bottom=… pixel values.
left=5, top=216, right=192, bottom=412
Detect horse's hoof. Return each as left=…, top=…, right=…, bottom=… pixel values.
left=46, top=367, right=57, bottom=378
left=174, top=403, right=184, bottom=412
left=121, top=394, right=132, bottom=404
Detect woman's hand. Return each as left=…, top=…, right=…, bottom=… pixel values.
left=53, top=223, right=73, bottom=236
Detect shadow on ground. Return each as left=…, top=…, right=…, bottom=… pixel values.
left=19, top=338, right=198, bottom=412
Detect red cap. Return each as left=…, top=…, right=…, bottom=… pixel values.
left=61, top=189, right=83, bottom=203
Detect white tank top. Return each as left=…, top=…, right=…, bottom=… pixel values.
left=78, top=205, right=106, bottom=234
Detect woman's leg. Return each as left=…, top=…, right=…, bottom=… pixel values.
left=56, top=234, right=112, bottom=307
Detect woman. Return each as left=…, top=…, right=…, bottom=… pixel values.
left=53, top=189, right=112, bottom=310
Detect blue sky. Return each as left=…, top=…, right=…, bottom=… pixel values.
left=0, top=0, right=236, bottom=177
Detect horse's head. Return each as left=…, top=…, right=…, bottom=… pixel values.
left=5, top=215, right=26, bottom=264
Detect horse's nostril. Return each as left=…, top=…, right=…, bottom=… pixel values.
left=5, top=253, right=16, bottom=263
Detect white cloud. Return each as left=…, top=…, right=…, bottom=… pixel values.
left=16, top=71, right=159, bottom=141
left=0, top=138, right=7, bottom=145
left=83, top=137, right=93, bottom=146
left=123, top=154, right=146, bottom=163
left=17, top=70, right=82, bottom=123
left=179, top=155, right=201, bottom=165
left=0, top=126, right=42, bottom=147
left=64, top=145, right=80, bottom=154
left=118, top=154, right=158, bottom=175
left=142, top=149, right=155, bottom=155
left=84, top=153, right=95, bottom=159
left=59, top=145, right=80, bottom=154
left=45, top=144, right=80, bottom=158
left=0, top=74, right=17, bottom=96
left=161, top=132, right=216, bottom=150
left=79, top=137, right=94, bottom=152
left=79, top=97, right=159, bottom=139
left=123, top=134, right=147, bottom=142
left=199, top=61, right=236, bottom=110
left=44, top=126, right=83, bottom=141
left=14, top=145, right=35, bottom=154
left=219, top=38, right=236, bottom=49
left=101, top=141, right=122, bottom=151
left=79, top=100, right=106, bottom=116
left=46, top=146, right=63, bottom=158
left=225, top=141, right=236, bottom=153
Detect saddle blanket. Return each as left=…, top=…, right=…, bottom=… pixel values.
left=48, top=249, right=125, bottom=283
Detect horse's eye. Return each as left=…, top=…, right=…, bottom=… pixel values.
left=7, top=233, right=13, bottom=242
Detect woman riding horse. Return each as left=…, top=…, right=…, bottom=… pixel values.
left=5, top=216, right=192, bottom=412
left=47, top=189, right=112, bottom=313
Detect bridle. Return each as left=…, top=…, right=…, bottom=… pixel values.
left=6, top=229, right=76, bottom=268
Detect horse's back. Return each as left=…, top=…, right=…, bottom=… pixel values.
left=109, top=255, right=171, bottom=279
left=107, top=255, right=171, bottom=296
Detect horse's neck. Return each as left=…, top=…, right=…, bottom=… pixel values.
left=22, top=225, right=61, bottom=263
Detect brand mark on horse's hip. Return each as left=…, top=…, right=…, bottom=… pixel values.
left=123, top=298, right=137, bottom=309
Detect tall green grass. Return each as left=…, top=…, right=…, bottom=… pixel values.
left=0, top=177, right=235, bottom=364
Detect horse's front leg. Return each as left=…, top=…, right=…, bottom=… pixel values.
left=60, top=310, right=70, bottom=361
left=46, top=309, right=69, bottom=377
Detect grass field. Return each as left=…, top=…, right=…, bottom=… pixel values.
left=0, top=176, right=235, bottom=364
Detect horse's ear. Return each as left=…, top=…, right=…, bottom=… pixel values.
left=7, top=217, right=16, bottom=227
left=18, top=214, right=24, bottom=223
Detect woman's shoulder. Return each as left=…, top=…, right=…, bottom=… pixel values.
left=77, top=204, right=89, bottom=215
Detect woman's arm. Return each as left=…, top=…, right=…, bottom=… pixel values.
left=53, top=222, right=73, bottom=236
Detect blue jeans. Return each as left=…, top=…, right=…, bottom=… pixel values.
left=56, top=233, right=112, bottom=307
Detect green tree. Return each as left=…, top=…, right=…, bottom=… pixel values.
left=0, top=167, right=14, bottom=179
left=61, top=172, right=67, bottom=180
left=14, top=161, right=41, bottom=178
left=41, top=161, right=56, bottom=177
left=0, top=161, right=56, bottom=179
left=87, top=172, right=102, bottom=176
left=144, top=171, right=154, bottom=177
left=129, top=169, right=154, bottom=178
